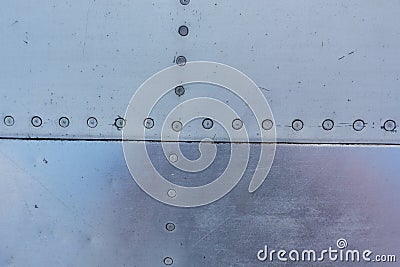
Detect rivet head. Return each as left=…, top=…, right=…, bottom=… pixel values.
left=4, top=116, right=15, bottom=126
left=169, top=154, right=178, bottom=163
left=31, top=116, right=42, bottom=127
left=179, top=0, right=190, bottom=5
left=383, top=120, right=396, bottom=131
left=292, top=119, right=303, bottom=131
left=167, top=189, right=177, bottom=198
left=59, top=117, right=70, bottom=128
left=175, top=86, right=185, bottom=96
left=115, top=118, right=126, bottom=129
left=178, top=25, right=189, bottom=36
left=144, top=118, right=154, bottom=129
left=172, top=121, right=183, bottom=132
left=322, top=119, right=334, bottom=131
left=164, top=257, right=173, bottom=265
left=353, top=119, right=365, bottom=131
left=262, top=119, right=273, bottom=130
left=232, top=119, right=243, bottom=130
left=166, top=222, right=176, bottom=232
left=176, top=56, right=187, bottom=66
left=202, top=118, right=214, bottom=129
left=87, top=117, right=98, bottom=128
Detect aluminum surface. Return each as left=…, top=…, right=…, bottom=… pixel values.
left=0, top=141, right=398, bottom=266
left=1, top=1, right=400, bottom=266
left=0, top=1, right=399, bottom=143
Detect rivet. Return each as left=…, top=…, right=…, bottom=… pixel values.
left=4, top=116, right=15, bottom=126
left=31, top=116, right=42, bottom=127
left=115, top=117, right=126, bottom=129
left=262, top=119, right=273, bottom=130
left=169, top=154, right=178, bottom=163
left=353, top=119, right=365, bottom=131
left=175, top=86, right=185, bottom=96
left=292, top=119, right=303, bottom=131
left=176, top=56, right=187, bottom=66
left=166, top=222, right=176, bottom=232
left=322, top=119, right=334, bottom=131
left=167, top=189, right=177, bottom=198
left=178, top=25, right=189, bottom=36
left=87, top=117, right=98, bottom=128
left=232, top=119, right=243, bottom=130
left=59, top=117, right=70, bottom=128
left=164, top=257, right=173, bottom=265
left=202, top=118, right=214, bottom=129
left=144, top=118, right=154, bottom=129
left=383, top=120, right=396, bottom=131
left=179, top=0, right=190, bottom=5
left=172, top=121, right=183, bottom=132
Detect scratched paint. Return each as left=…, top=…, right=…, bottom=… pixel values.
left=0, top=1, right=399, bottom=143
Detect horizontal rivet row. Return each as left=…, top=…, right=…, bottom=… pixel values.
left=1, top=116, right=397, bottom=133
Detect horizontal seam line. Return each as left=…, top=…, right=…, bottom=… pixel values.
left=0, top=137, right=399, bottom=146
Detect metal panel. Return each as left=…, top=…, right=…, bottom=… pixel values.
left=1, top=1, right=399, bottom=266
left=0, top=141, right=399, bottom=266
left=0, top=1, right=399, bottom=143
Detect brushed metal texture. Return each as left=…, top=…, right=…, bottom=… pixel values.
left=0, top=140, right=398, bottom=266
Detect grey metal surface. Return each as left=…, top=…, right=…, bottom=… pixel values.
left=0, top=1, right=399, bottom=143
left=1, top=1, right=400, bottom=266
left=0, top=140, right=399, bottom=266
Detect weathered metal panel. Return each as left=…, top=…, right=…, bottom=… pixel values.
left=1, top=1, right=399, bottom=266
left=0, top=1, right=399, bottom=143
